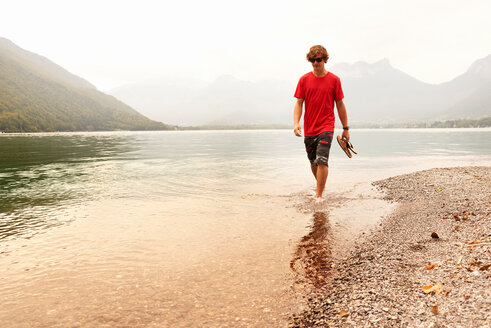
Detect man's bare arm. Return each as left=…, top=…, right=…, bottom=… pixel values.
left=293, top=98, right=304, bottom=137
left=336, top=99, right=350, bottom=141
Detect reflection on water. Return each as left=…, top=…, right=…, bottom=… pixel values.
left=291, top=212, right=333, bottom=290
left=0, top=207, right=64, bottom=240
left=0, top=133, right=135, bottom=240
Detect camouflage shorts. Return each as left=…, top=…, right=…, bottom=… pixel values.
left=304, top=131, right=333, bottom=166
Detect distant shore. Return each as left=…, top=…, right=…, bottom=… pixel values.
left=2, top=117, right=490, bottom=133
left=180, top=117, right=490, bottom=130
left=290, top=166, right=490, bottom=327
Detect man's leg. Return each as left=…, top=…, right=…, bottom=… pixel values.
left=310, top=164, right=317, bottom=179
left=315, top=163, right=328, bottom=198
left=305, top=132, right=332, bottom=199
left=313, top=132, right=333, bottom=199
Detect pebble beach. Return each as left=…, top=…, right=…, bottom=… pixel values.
left=290, top=166, right=490, bottom=328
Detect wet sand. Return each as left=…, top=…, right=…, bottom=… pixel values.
left=290, top=166, right=490, bottom=327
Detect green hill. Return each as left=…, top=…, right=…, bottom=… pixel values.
left=0, top=37, right=172, bottom=132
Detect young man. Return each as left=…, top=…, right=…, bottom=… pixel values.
left=293, top=45, right=350, bottom=200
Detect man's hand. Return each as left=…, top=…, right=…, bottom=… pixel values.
left=336, top=99, right=350, bottom=142
left=342, top=129, right=350, bottom=142
left=294, top=124, right=302, bottom=137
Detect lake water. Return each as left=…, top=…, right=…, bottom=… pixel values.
left=1, top=128, right=490, bottom=327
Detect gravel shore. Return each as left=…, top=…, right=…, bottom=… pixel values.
left=290, top=166, right=490, bottom=328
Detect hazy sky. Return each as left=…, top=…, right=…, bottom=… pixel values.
left=2, top=0, right=491, bottom=91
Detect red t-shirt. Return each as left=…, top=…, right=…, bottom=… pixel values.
left=294, top=72, right=344, bottom=136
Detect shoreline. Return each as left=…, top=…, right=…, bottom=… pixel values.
left=1, top=126, right=490, bottom=135
left=290, top=166, right=490, bottom=327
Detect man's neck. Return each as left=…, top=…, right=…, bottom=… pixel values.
left=312, top=69, right=328, bottom=77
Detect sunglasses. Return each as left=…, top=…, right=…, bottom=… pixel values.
left=309, top=57, right=325, bottom=63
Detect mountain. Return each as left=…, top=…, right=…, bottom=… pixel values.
left=109, top=77, right=207, bottom=125
left=0, top=37, right=171, bottom=132
left=331, top=56, right=491, bottom=124
left=0, top=38, right=95, bottom=90
left=109, top=55, right=490, bottom=127
left=110, top=75, right=295, bottom=126
left=330, top=59, right=440, bottom=124
left=434, top=54, right=491, bottom=120
left=182, top=75, right=294, bottom=126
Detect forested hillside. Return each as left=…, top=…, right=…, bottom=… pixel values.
left=0, top=37, right=172, bottom=132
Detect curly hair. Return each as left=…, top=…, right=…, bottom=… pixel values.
left=306, top=45, right=329, bottom=62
